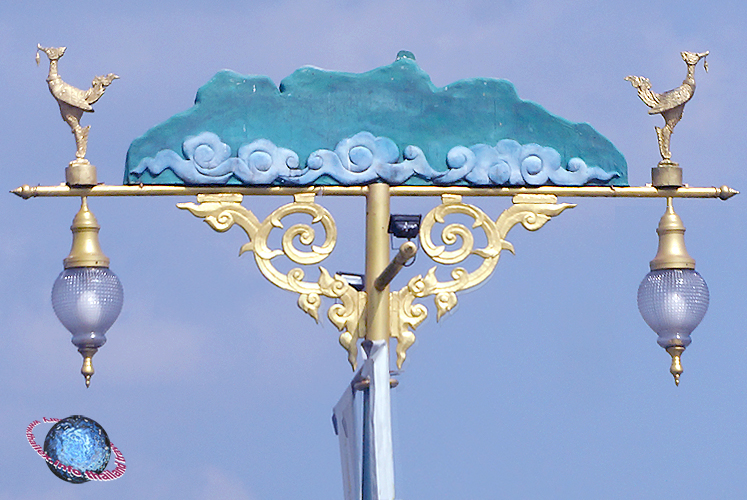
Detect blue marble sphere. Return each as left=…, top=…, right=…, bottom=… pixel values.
left=43, top=415, right=111, bottom=483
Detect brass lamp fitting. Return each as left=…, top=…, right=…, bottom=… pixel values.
left=651, top=198, right=692, bottom=386
left=666, top=346, right=685, bottom=386
left=63, top=197, right=110, bottom=268
left=79, top=347, right=96, bottom=388
left=649, top=197, right=695, bottom=271
left=60, top=197, right=112, bottom=387
left=641, top=197, right=708, bottom=386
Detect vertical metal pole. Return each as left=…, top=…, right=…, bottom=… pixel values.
left=365, top=183, right=391, bottom=342
left=362, top=183, right=395, bottom=500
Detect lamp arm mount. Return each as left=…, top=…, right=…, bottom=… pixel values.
left=390, top=193, right=574, bottom=368
left=178, top=193, right=366, bottom=369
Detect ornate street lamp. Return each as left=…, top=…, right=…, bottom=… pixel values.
left=50, top=199, right=123, bottom=388
left=625, top=50, right=715, bottom=386
left=15, top=47, right=738, bottom=500
left=36, top=44, right=123, bottom=387
left=637, top=199, right=709, bottom=385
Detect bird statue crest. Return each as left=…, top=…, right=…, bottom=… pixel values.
left=625, top=51, right=709, bottom=169
left=36, top=44, right=118, bottom=185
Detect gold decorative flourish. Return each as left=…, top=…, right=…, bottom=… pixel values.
left=179, top=192, right=572, bottom=370
left=178, top=193, right=365, bottom=368
left=390, top=193, right=574, bottom=368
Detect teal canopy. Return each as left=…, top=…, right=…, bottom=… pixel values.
left=125, top=52, right=626, bottom=187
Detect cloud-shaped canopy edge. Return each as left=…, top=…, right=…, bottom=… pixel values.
left=125, top=53, right=627, bottom=186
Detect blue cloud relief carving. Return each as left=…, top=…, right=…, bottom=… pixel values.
left=131, top=132, right=301, bottom=185
left=131, top=132, right=618, bottom=187
left=287, top=132, right=442, bottom=185
left=438, top=139, right=619, bottom=186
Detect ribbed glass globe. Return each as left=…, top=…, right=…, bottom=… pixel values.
left=51, top=267, right=124, bottom=350
left=637, top=269, right=709, bottom=348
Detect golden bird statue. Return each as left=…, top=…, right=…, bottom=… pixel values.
left=625, top=51, right=709, bottom=166
left=36, top=45, right=118, bottom=166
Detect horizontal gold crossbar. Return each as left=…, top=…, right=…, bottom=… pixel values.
left=11, top=183, right=738, bottom=200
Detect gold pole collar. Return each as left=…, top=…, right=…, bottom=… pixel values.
left=649, top=198, right=695, bottom=271
left=63, top=197, right=110, bottom=268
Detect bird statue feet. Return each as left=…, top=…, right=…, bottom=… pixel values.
left=654, top=126, right=677, bottom=166
left=657, top=159, right=679, bottom=167
left=75, top=125, right=91, bottom=160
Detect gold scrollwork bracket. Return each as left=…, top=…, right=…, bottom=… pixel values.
left=177, top=193, right=366, bottom=369
left=391, top=193, right=575, bottom=368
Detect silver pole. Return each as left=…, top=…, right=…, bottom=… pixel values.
left=362, top=183, right=395, bottom=500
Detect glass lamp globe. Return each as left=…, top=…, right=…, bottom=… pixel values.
left=52, top=267, right=124, bottom=386
left=637, top=268, right=709, bottom=384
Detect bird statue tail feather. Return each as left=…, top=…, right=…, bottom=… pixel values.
left=85, top=73, right=120, bottom=106
left=624, top=75, right=660, bottom=109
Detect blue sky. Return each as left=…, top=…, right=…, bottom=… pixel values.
left=1, top=1, right=745, bottom=499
